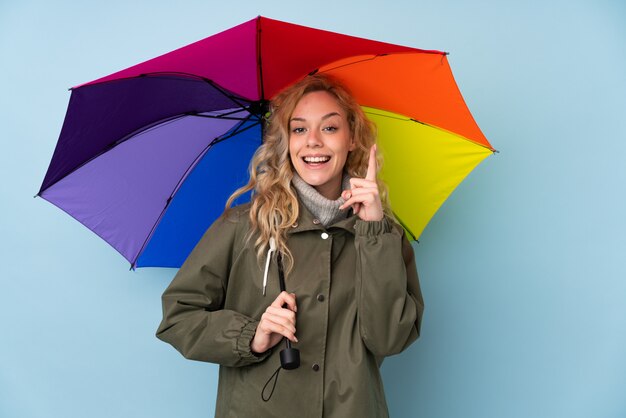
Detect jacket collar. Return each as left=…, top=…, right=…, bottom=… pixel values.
left=288, top=199, right=357, bottom=235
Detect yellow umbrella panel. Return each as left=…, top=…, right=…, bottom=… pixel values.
left=365, top=107, right=493, bottom=240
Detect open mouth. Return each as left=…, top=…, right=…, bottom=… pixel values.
left=303, top=156, right=331, bottom=165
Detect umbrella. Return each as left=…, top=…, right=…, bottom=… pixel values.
left=37, top=16, right=495, bottom=269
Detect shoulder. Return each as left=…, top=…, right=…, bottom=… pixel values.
left=220, top=202, right=252, bottom=224
left=196, top=203, right=252, bottom=251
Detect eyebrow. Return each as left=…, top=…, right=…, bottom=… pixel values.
left=290, top=112, right=341, bottom=123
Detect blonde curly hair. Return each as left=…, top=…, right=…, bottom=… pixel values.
left=226, top=74, right=391, bottom=274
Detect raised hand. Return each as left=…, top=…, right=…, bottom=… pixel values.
left=250, top=291, right=298, bottom=354
left=339, top=145, right=384, bottom=221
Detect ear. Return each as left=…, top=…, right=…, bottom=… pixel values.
left=349, top=136, right=356, bottom=152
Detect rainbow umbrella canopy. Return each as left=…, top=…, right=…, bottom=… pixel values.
left=38, top=16, right=494, bottom=268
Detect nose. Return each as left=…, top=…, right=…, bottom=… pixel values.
left=306, top=129, right=322, bottom=148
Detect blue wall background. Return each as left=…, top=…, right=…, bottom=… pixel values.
left=1, top=1, right=625, bottom=417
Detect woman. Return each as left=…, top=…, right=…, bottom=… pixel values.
left=156, top=74, right=424, bottom=418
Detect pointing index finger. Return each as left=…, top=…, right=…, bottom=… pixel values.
left=365, top=145, right=377, bottom=182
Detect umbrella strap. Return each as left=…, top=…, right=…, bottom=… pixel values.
left=261, top=365, right=282, bottom=402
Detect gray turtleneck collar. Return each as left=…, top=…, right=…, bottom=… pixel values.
left=291, top=172, right=352, bottom=227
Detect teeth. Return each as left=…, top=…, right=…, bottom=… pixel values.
left=304, top=156, right=330, bottom=163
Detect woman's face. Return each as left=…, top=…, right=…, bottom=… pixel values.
left=289, top=91, right=355, bottom=200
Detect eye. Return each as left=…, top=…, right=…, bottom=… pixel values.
left=291, top=127, right=306, bottom=134
left=323, top=125, right=338, bottom=132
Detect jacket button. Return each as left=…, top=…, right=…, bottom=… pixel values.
left=317, top=294, right=325, bottom=302
left=321, top=232, right=329, bottom=240
left=312, top=218, right=321, bottom=225
left=312, top=363, right=320, bottom=372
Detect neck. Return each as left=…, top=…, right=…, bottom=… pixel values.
left=291, top=173, right=351, bottom=227
left=314, top=178, right=342, bottom=200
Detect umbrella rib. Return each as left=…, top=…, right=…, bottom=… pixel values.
left=37, top=114, right=190, bottom=197
left=314, top=54, right=385, bottom=74
left=195, top=77, right=257, bottom=114
left=363, top=109, right=412, bottom=121
left=167, top=114, right=258, bottom=200
left=132, top=115, right=260, bottom=268
left=107, top=71, right=256, bottom=115
left=363, top=109, right=497, bottom=152
left=256, top=15, right=266, bottom=101
left=187, top=112, right=250, bottom=121
left=212, top=107, right=253, bottom=118
left=39, top=105, right=258, bottom=198
left=314, top=50, right=448, bottom=75
left=211, top=118, right=261, bottom=146
left=406, top=118, right=497, bottom=152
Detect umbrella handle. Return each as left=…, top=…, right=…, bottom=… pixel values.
left=277, top=253, right=300, bottom=370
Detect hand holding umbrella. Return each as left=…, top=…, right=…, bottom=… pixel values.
left=251, top=291, right=298, bottom=354
left=258, top=255, right=300, bottom=402
left=340, top=145, right=384, bottom=221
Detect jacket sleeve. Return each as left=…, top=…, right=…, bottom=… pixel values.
left=155, top=211, right=271, bottom=367
left=354, top=217, right=424, bottom=357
